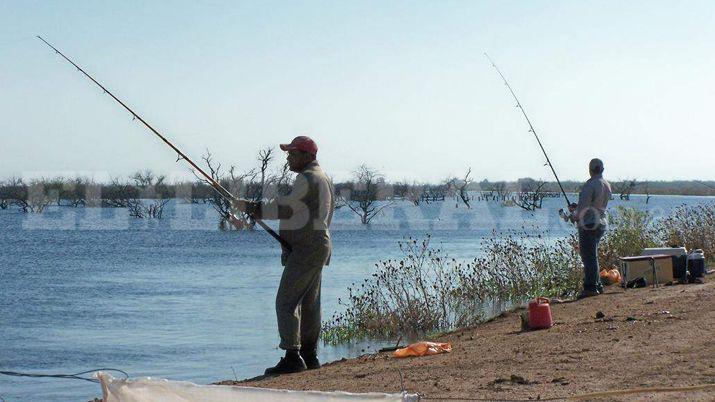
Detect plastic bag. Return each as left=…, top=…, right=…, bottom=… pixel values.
left=393, top=341, right=452, bottom=358
left=97, top=373, right=420, bottom=402
left=600, top=268, right=621, bottom=285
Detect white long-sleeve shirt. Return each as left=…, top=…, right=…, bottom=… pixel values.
left=573, top=174, right=612, bottom=229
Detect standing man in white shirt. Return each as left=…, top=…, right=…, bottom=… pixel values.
left=568, top=158, right=612, bottom=299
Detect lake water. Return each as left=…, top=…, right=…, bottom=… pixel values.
left=1, top=194, right=712, bottom=401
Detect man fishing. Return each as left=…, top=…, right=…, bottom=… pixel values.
left=37, top=38, right=335, bottom=376
left=566, top=158, right=612, bottom=299
left=231, top=136, right=335, bottom=375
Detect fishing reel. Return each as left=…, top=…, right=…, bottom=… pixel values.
left=558, top=208, right=568, bottom=222
left=558, top=203, right=578, bottom=223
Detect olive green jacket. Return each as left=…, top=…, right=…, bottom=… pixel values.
left=255, top=161, right=335, bottom=266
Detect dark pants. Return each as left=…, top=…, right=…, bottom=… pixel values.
left=276, top=258, right=324, bottom=351
left=578, top=226, right=606, bottom=292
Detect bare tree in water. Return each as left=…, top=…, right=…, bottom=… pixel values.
left=244, top=148, right=291, bottom=201
left=124, top=170, right=170, bottom=218
left=59, top=177, right=89, bottom=207
left=26, top=181, right=53, bottom=213
left=101, top=177, right=138, bottom=207
left=4, top=178, right=53, bottom=213
left=340, top=164, right=393, bottom=224
left=391, top=181, right=424, bottom=206
left=200, top=148, right=292, bottom=230
left=0, top=177, right=24, bottom=210
left=514, top=178, right=547, bottom=211
left=404, top=182, right=423, bottom=206
left=613, top=179, right=637, bottom=200
left=127, top=198, right=170, bottom=218
left=492, top=181, right=512, bottom=202
left=447, top=168, right=473, bottom=208
left=200, top=151, right=253, bottom=230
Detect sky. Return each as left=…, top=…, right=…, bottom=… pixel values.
left=0, top=0, right=713, bottom=183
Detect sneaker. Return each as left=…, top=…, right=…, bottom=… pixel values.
left=576, top=289, right=600, bottom=299
left=300, top=350, right=320, bottom=370
left=264, top=352, right=306, bottom=376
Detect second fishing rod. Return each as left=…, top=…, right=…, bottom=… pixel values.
left=485, top=53, right=573, bottom=210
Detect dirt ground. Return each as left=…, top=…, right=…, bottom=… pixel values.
left=220, top=276, right=715, bottom=401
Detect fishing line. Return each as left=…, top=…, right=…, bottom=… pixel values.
left=0, top=368, right=128, bottom=384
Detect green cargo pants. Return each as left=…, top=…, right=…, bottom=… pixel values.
left=276, top=256, right=324, bottom=351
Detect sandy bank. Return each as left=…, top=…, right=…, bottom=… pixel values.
left=221, top=277, right=715, bottom=401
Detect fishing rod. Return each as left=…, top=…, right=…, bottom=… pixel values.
left=37, top=36, right=291, bottom=251
left=484, top=53, right=572, bottom=208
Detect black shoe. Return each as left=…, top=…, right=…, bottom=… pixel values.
left=576, top=289, right=600, bottom=299
left=264, top=352, right=306, bottom=376
left=300, top=350, right=320, bottom=370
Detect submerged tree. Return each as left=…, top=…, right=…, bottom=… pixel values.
left=2, top=178, right=54, bottom=213
left=201, top=151, right=253, bottom=230
left=200, top=147, right=292, bottom=230
left=447, top=168, right=473, bottom=208
left=101, top=177, right=139, bottom=208
left=127, top=198, right=169, bottom=218
left=114, top=170, right=173, bottom=219
left=58, top=177, right=89, bottom=207
left=392, top=181, right=423, bottom=206
left=123, top=170, right=171, bottom=219
left=0, top=177, right=23, bottom=210
left=514, top=178, right=547, bottom=211
left=492, top=181, right=512, bottom=202
left=613, top=179, right=637, bottom=200
left=340, top=164, right=393, bottom=224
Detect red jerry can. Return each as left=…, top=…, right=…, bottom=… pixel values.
left=528, top=297, right=553, bottom=330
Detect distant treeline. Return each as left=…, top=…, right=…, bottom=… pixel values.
left=1, top=172, right=712, bottom=212
left=0, top=173, right=282, bottom=211
left=473, top=179, right=715, bottom=197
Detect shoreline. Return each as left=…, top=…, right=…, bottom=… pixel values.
left=220, top=276, right=714, bottom=401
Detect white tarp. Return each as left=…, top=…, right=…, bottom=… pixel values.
left=97, top=373, right=419, bottom=402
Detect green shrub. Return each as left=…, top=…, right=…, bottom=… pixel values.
left=322, top=232, right=582, bottom=344
left=322, top=205, right=715, bottom=344
left=660, top=204, right=715, bottom=259
left=598, top=206, right=661, bottom=268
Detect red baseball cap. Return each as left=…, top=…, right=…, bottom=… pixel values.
left=280, top=136, right=318, bottom=155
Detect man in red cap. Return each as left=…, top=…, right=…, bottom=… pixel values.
left=231, top=136, right=335, bottom=375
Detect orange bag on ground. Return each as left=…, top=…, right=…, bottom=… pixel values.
left=393, top=341, right=452, bottom=358
left=600, top=268, right=622, bottom=285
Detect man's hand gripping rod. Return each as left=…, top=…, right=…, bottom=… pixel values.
left=37, top=36, right=291, bottom=250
